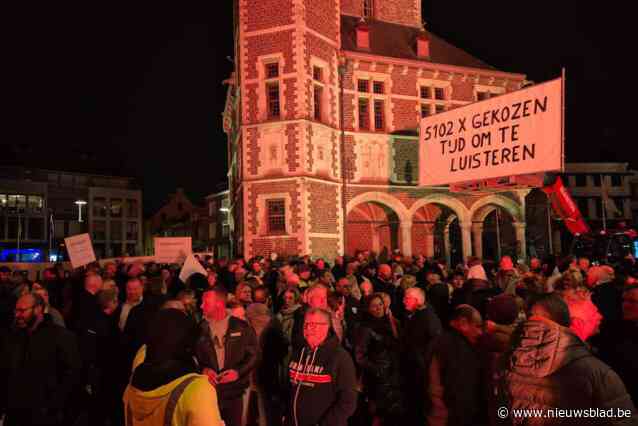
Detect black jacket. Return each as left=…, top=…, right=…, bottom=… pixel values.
left=599, top=320, right=638, bottom=407
left=285, top=333, right=357, bottom=426
left=71, top=289, right=104, bottom=366
left=123, top=293, right=167, bottom=357
left=0, top=319, right=81, bottom=413
left=194, top=315, right=258, bottom=400
left=505, top=317, right=636, bottom=426
left=424, top=329, right=485, bottom=426
left=354, top=314, right=402, bottom=416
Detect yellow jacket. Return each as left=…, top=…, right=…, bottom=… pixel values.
left=123, top=373, right=223, bottom=426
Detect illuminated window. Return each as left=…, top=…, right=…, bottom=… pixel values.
left=267, top=199, right=286, bottom=234
left=111, top=198, right=122, bottom=217
left=28, top=195, right=43, bottom=213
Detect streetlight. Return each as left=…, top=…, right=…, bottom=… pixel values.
left=75, top=200, right=87, bottom=223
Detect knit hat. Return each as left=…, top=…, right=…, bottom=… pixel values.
left=486, top=294, right=518, bottom=325
left=467, top=264, right=487, bottom=281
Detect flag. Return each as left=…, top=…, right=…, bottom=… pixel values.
left=601, top=178, right=621, bottom=218
left=542, top=176, right=589, bottom=235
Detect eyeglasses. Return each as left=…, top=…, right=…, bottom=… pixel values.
left=15, top=305, right=35, bottom=314
left=304, top=322, right=329, bottom=329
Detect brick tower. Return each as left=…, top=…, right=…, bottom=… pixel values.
left=225, top=0, right=532, bottom=262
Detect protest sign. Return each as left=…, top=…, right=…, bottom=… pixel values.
left=179, top=253, right=207, bottom=283
left=64, top=233, right=96, bottom=269
left=419, top=77, right=563, bottom=186
left=154, top=237, right=192, bottom=264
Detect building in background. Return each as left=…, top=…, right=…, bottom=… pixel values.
left=223, top=0, right=532, bottom=262
left=205, top=190, right=231, bottom=258
left=0, top=166, right=142, bottom=261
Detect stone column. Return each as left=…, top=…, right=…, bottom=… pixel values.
left=471, top=223, right=484, bottom=260
left=400, top=222, right=412, bottom=257
left=460, top=221, right=472, bottom=260
left=443, top=227, right=451, bottom=267
left=424, top=231, right=435, bottom=259
left=514, top=222, right=527, bottom=261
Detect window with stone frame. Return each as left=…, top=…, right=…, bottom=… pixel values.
left=420, top=104, right=431, bottom=118
left=374, top=99, right=385, bottom=130
left=265, top=61, right=281, bottom=119
left=267, top=199, right=286, bottom=234
left=314, top=85, right=323, bottom=121
left=358, top=78, right=387, bottom=132
left=358, top=98, right=370, bottom=130
left=312, top=65, right=326, bottom=122
left=419, top=83, right=448, bottom=119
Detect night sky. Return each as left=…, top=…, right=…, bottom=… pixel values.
left=5, top=2, right=631, bottom=215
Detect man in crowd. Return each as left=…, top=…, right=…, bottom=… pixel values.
left=0, top=265, right=16, bottom=329
left=505, top=294, right=636, bottom=423
left=1, top=293, right=81, bottom=425
left=234, top=282, right=253, bottom=308
left=285, top=308, right=357, bottom=426
left=401, top=286, right=442, bottom=424
left=425, top=305, right=485, bottom=426
left=196, top=288, right=258, bottom=426
left=118, top=277, right=144, bottom=331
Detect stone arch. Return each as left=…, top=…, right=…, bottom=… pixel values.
left=469, top=194, right=523, bottom=223
left=346, top=192, right=408, bottom=256
left=346, top=191, right=410, bottom=223
left=408, top=193, right=471, bottom=224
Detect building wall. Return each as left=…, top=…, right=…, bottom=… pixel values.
left=230, top=0, right=530, bottom=260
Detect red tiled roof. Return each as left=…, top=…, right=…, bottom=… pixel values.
left=340, top=15, right=495, bottom=71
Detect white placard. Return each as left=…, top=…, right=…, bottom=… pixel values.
left=64, top=233, right=97, bottom=269
left=419, top=77, right=563, bottom=186
left=154, top=237, right=192, bottom=264
left=178, top=254, right=207, bottom=283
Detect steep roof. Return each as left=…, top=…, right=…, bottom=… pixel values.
left=341, top=15, right=495, bottom=71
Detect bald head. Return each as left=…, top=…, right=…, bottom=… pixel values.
left=378, top=264, right=392, bottom=280
left=85, top=274, right=104, bottom=295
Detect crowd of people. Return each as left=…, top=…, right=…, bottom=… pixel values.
left=0, top=250, right=637, bottom=426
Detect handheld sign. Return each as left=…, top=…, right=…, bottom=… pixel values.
left=64, top=233, right=97, bottom=269
left=419, top=77, right=564, bottom=186
left=154, top=237, right=192, bottom=264
left=178, top=254, right=207, bottom=283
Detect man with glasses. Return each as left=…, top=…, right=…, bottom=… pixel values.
left=0, top=293, right=81, bottom=425
left=285, top=308, right=357, bottom=426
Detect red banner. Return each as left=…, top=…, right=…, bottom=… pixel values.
left=542, top=176, right=589, bottom=235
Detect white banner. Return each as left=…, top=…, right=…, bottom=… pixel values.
left=419, top=77, right=563, bottom=186
left=64, top=233, right=97, bottom=269
left=154, top=237, right=192, bottom=264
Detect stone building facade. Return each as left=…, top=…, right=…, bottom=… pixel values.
left=224, top=0, right=532, bottom=262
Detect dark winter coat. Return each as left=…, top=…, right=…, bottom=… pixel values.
left=599, top=320, right=638, bottom=407
left=505, top=316, right=636, bottom=426
left=424, top=329, right=485, bottom=426
left=0, top=319, right=81, bottom=416
left=354, top=314, right=402, bottom=417
left=194, top=315, right=258, bottom=401
left=285, top=333, right=357, bottom=426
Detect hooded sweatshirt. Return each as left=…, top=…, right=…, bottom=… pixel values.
left=505, top=317, right=636, bottom=426
left=123, top=371, right=222, bottom=426
left=285, top=333, right=357, bottom=426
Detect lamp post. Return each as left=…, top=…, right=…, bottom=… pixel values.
left=75, top=200, right=87, bottom=223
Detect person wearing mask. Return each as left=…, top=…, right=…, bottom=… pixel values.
left=354, top=294, right=403, bottom=425
left=124, top=308, right=223, bottom=426
left=196, top=288, right=258, bottom=426
left=285, top=308, right=357, bottom=426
